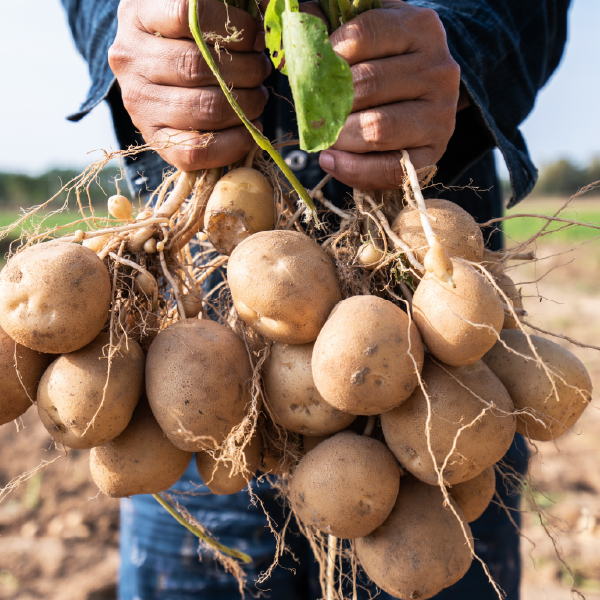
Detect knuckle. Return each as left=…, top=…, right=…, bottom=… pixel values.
left=177, top=45, right=207, bottom=85
left=197, top=89, right=228, bottom=126
left=380, top=157, right=404, bottom=188
left=164, top=0, right=189, bottom=34
left=361, top=110, right=391, bottom=148
left=107, top=39, right=131, bottom=72
left=352, top=62, right=378, bottom=101
left=338, top=16, right=376, bottom=54
left=120, top=79, right=146, bottom=115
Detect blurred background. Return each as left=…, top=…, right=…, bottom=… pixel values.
left=0, top=0, right=599, bottom=599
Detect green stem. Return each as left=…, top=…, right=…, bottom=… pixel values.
left=337, top=0, right=354, bottom=23
left=153, top=493, right=252, bottom=563
left=352, top=0, right=373, bottom=14
left=373, top=0, right=383, bottom=8
left=318, top=0, right=331, bottom=27
left=328, top=0, right=340, bottom=30
left=247, top=0, right=259, bottom=17
left=189, top=0, right=317, bottom=220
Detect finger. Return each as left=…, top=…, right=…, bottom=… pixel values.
left=330, top=4, right=443, bottom=65
left=126, top=81, right=269, bottom=131
left=351, top=54, right=431, bottom=112
left=149, top=123, right=262, bottom=171
left=141, top=35, right=271, bottom=88
left=332, top=101, right=449, bottom=154
left=318, top=147, right=436, bottom=190
left=137, top=0, right=260, bottom=52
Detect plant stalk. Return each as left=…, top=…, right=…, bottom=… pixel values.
left=337, top=0, right=355, bottom=22
left=153, top=493, right=252, bottom=563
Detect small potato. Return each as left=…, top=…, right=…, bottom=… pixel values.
left=449, top=465, right=496, bottom=523
left=263, top=342, right=356, bottom=436
left=290, top=431, right=400, bottom=539
left=0, top=325, right=49, bottom=425
left=146, top=319, right=253, bottom=452
left=90, top=400, right=192, bottom=497
left=204, top=167, right=275, bottom=255
left=413, top=259, right=504, bottom=366
left=0, top=241, right=111, bottom=354
left=195, top=433, right=262, bottom=495
left=391, top=198, right=484, bottom=265
left=227, top=231, right=342, bottom=344
left=381, top=358, right=516, bottom=485
left=37, top=333, right=145, bottom=449
left=494, top=271, right=523, bottom=329
left=356, top=476, right=473, bottom=600
left=312, top=295, right=424, bottom=415
left=483, top=330, right=592, bottom=441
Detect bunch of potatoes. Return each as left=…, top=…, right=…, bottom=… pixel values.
left=0, top=166, right=593, bottom=600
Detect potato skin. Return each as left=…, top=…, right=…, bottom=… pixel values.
left=195, top=433, right=262, bottom=495
left=495, top=271, right=523, bottom=329
left=146, top=319, right=252, bottom=452
left=312, top=295, right=424, bottom=415
left=391, top=198, right=484, bottom=264
left=290, top=431, right=400, bottom=539
left=482, top=330, right=592, bottom=441
left=381, top=358, right=516, bottom=485
left=356, top=476, right=473, bottom=600
left=0, top=325, right=49, bottom=425
left=204, top=167, right=275, bottom=256
left=37, top=333, right=145, bottom=449
left=448, top=465, right=496, bottom=523
left=413, top=259, right=504, bottom=366
left=0, top=241, right=111, bottom=354
left=227, top=231, right=342, bottom=344
left=90, top=400, right=192, bottom=497
left=263, top=343, right=356, bottom=435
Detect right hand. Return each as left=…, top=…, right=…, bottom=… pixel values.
left=108, top=0, right=272, bottom=171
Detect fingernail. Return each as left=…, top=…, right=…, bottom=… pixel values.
left=320, top=152, right=335, bottom=172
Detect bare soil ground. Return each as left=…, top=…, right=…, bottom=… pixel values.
left=0, top=197, right=599, bottom=599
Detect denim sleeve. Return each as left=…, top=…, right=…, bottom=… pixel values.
left=408, top=0, right=571, bottom=206
left=61, top=0, right=119, bottom=121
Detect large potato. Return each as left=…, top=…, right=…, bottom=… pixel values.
left=263, top=342, right=356, bottom=435
left=312, top=295, right=424, bottom=415
left=227, top=230, right=342, bottom=344
left=204, top=167, right=275, bottom=255
left=0, top=241, right=111, bottom=353
left=90, top=400, right=192, bottom=497
left=290, top=431, right=400, bottom=539
left=482, top=330, right=592, bottom=441
left=356, top=476, right=473, bottom=600
left=146, top=319, right=252, bottom=452
left=195, top=432, right=262, bottom=495
left=0, top=325, right=49, bottom=425
left=391, top=198, right=484, bottom=264
left=37, top=333, right=144, bottom=449
left=413, top=259, right=504, bottom=366
left=449, top=465, right=496, bottom=523
left=381, top=358, right=516, bottom=485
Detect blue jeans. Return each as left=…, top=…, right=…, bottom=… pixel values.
left=119, top=435, right=527, bottom=600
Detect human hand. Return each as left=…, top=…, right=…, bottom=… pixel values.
left=108, top=0, right=272, bottom=171
left=318, top=1, right=461, bottom=189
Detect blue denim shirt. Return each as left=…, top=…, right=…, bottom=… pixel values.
left=61, top=0, right=571, bottom=207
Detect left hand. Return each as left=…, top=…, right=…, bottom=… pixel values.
left=318, top=1, right=461, bottom=189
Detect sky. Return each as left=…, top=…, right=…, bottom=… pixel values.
left=0, top=0, right=598, bottom=176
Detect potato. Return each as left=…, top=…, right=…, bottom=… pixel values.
left=37, top=333, right=144, bottom=449
left=302, top=434, right=331, bottom=454
left=227, top=231, right=342, bottom=344
left=449, top=465, right=496, bottom=523
left=90, top=400, right=192, bottom=497
left=391, top=198, right=484, bottom=264
left=482, top=330, right=592, bottom=441
left=195, top=433, right=262, bottom=495
left=312, top=295, right=424, bottom=415
left=413, top=259, right=504, bottom=366
left=0, top=241, right=111, bottom=354
left=289, top=431, right=400, bottom=539
left=204, top=167, right=275, bottom=255
left=146, top=319, right=252, bottom=452
left=263, top=342, right=356, bottom=435
left=0, top=325, right=49, bottom=425
left=495, top=271, right=523, bottom=329
left=381, top=358, right=516, bottom=485
left=355, top=476, right=473, bottom=600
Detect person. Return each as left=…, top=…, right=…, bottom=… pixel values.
left=60, top=0, right=571, bottom=598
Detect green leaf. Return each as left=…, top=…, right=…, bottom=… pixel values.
left=265, top=0, right=298, bottom=75
left=282, top=12, right=354, bottom=152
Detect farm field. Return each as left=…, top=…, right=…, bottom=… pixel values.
left=0, top=194, right=599, bottom=599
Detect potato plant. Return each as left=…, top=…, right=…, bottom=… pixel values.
left=0, top=0, right=597, bottom=598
